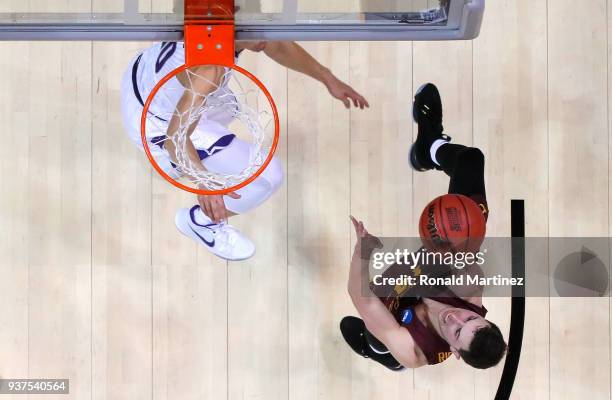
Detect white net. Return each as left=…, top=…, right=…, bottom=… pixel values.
left=143, top=65, right=276, bottom=191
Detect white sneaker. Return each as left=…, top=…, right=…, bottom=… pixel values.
left=174, top=205, right=256, bottom=261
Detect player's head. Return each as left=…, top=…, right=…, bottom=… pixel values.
left=438, top=308, right=507, bottom=369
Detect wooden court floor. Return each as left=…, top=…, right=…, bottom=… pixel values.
left=0, top=0, right=610, bottom=399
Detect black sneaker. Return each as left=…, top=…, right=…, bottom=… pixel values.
left=409, top=83, right=451, bottom=171
left=340, top=316, right=405, bottom=372
left=340, top=316, right=369, bottom=358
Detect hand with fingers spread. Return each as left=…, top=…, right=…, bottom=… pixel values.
left=247, top=41, right=370, bottom=110
left=350, top=215, right=383, bottom=259
left=198, top=192, right=241, bottom=224
left=327, top=78, right=370, bottom=110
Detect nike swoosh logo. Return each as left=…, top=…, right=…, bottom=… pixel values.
left=189, top=225, right=215, bottom=247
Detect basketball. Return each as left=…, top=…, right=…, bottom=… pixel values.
left=419, top=194, right=486, bottom=253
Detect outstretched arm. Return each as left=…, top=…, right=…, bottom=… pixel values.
left=262, top=41, right=369, bottom=109
left=348, top=216, right=427, bottom=369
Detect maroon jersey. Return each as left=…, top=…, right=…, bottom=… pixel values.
left=375, top=261, right=488, bottom=365
left=372, top=192, right=489, bottom=365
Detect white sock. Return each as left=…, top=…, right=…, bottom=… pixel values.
left=430, top=139, right=450, bottom=166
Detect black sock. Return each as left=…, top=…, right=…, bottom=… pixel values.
left=435, top=144, right=486, bottom=197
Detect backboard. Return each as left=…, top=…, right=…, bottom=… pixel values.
left=0, top=0, right=484, bottom=41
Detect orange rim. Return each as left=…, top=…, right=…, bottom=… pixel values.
left=140, top=64, right=280, bottom=196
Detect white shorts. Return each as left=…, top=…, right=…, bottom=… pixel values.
left=120, top=57, right=283, bottom=214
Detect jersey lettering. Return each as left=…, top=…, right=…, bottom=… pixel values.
left=437, top=351, right=453, bottom=363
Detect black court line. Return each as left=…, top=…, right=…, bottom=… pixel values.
left=494, top=200, right=526, bottom=400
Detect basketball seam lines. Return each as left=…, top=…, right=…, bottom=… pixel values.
left=437, top=197, right=450, bottom=252
left=456, top=195, right=470, bottom=253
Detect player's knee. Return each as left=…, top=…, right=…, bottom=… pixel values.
left=457, top=147, right=485, bottom=170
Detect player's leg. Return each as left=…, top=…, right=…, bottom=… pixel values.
left=436, top=144, right=486, bottom=198
left=409, top=83, right=487, bottom=199
left=174, top=119, right=283, bottom=260
left=193, top=121, right=283, bottom=214
left=409, top=83, right=450, bottom=172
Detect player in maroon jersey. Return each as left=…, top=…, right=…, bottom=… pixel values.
left=341, top=83, right=507, bottom=370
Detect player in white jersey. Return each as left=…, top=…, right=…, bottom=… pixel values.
left=121, top=41, right=369, bottom=261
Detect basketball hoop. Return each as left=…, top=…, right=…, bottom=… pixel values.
left=140, top=0, right=280, bottom=195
